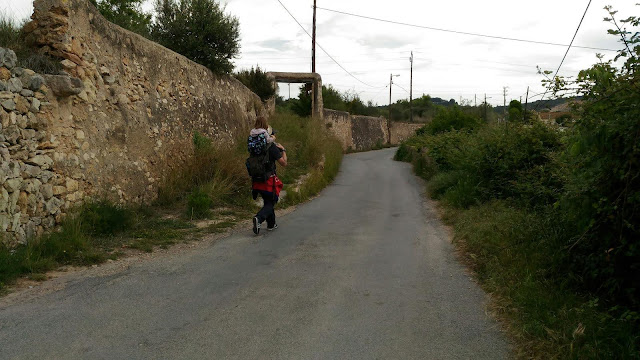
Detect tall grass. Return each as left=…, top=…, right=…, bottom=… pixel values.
left=157, top=111, right=344, bottom=216
left=0, top=13, right=62, bottom=74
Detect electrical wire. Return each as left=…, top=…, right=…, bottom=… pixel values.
left=316, top=6, right=617, bottom=52
left=535, top=0, right=593, bottom=109
left=274, top=0, right=385, bottom=88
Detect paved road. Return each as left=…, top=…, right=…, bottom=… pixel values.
left=0, top=148, right=509, bottom=359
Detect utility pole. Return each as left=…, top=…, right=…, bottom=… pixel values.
left=523, top=86, right=530, bottom=122
left=484, top=93, right=487, bottom=122
left=389, top=73, right=400, bottom=143
left=312, top=0, right=316, bottom=73
left=474, top=94, right=477, bottom=107
left=503, top=86, right=508, bottom=122
left=409, top=51, right=413, bottom=122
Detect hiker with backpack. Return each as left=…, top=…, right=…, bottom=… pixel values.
left=246, top=117, right=287, bottom=235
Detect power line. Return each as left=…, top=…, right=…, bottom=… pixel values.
left=316, top=6, right=617, bottom=52
left=536, top=0, right=593, bottom=109
left=274, top=0, right=384, bottom=88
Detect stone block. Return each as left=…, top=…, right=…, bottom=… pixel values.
left=29, top=75, right=44, bottom=91
left=15, top=96, right=30, bottom=114
left=20, top=89, right=34, bottom=97
left=0, top=48, right=17, bottom=69
left=42, top=184, right=53, bottom=199
left=53, top=185, right=66, bottom=196
left=4, top=178, right=22, bottom=192
left=66, top=178, right=79, bottom=192
left=43, top=75, right=83, bottom=97
left=30, top=98, right=41, bottom=112
left=0, top=187, right=8, bottom=212
left=0, top=67, right=10, bottom=81
left=7, top=78, right=23, bottom=93
left=1, top=99, right=15, bottom=111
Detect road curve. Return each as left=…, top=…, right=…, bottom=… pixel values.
left=0, top=148, right=509, bottom=359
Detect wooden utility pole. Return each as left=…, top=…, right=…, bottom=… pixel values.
left=409, top=51, right=413, bottom=122
left=523, top=86, right=530, bottom=122
left=503, top=86, right=508, bottom=122
left=388, top=74, right=399, bottom=143
left=312, top=0, right=316, bottom=73
left=484, top=93, right=487, bottom=122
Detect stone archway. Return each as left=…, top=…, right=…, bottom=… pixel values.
left=266, top=72, right=323, bottom=119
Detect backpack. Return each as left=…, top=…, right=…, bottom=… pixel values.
left=246, top=134, right=275, bottom=182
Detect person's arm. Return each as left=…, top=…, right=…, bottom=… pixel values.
left=276, top=143, right=287, bottom=167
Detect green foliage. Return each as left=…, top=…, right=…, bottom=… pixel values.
left=507, top=99, right=523, bottom=122
left=187, top=187, right=213, bottom=218
left=556, top=9, right=640, bottom=308
left=417, top=106, right=482, bottom=136
left=234, top=66, right=275, bottom=102
left=394, top=7, right=640, bottom=356
left=79, top=201, right=133, bottom=236
left=279, top=85, right=381, bottom=118
left=92, top=0, right=152, bottom=36
left=151, top=0, right=240, bottom=74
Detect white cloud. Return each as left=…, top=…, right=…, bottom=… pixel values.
left=3, top=0, right=638, bottom=105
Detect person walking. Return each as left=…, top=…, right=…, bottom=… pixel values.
left=247, top=117, right=287, bottom=235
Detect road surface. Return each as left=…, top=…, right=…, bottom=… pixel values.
left=0, top=148, right=509, bottom=359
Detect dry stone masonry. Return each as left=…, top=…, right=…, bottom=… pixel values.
left=1, top=0, right=268, bottom=246
left=0, top=48, right=60, bottom=246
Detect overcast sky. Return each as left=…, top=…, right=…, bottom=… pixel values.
left=3, top=0, right=638, bottom=106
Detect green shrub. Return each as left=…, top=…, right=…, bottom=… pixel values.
left=80, top=201, right=133, bottom=236
left=234, top=66, right=275, bottom=102
left=418, top=106, right=481, bottom=135
left=187, top=188, right=212, bottom=218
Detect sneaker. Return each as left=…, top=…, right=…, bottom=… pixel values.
left=267, top=224, right=278, bottom=231
left=252, top=217, right=260, bottom=235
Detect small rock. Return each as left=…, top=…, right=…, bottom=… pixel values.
left=61, top=59, right=76, bottom=69
left=52, top=186, right=66, bottom=196
left=20, top=89, right=34, bottom=97
left=4, top=178, right=23, bottom=192
left=11, top=67, right=23, bottom=77
left=43, top=75, right=83, bottom=97
left=0, top=80, right=6, bottom=91
left=66, top=178, right=79, bottom=192
left=0, top=67, right=10, bottom=81
left=30, top=98, right=41, bottom=112
left=104, top=75, right=116, bottom=85
left=7, top=78, right=22, bottom=93
left=0, top=48, right=17, bottom=69
left=29, top=75, right=44, bottom=91
left=15, top=97, right=29, bottom=114
left=1, top=99, right=15, bottom=111
left=42, top=184, right=53, bottom=199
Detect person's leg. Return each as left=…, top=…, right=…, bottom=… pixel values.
left=265, top=197, right=277, bottom=229
left=256, top=193, right=275, bottom=224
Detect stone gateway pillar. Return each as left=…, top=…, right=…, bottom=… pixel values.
left=266, top=72, right=323, bottom=120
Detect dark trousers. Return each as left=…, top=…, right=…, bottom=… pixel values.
left=256, top=192, right=278, bottom=228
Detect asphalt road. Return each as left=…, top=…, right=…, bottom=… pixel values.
left=0, top=148, right=509, bottom=359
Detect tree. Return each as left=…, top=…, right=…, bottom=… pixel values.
left=91, top=0, right=151, bottom=36
left=234, top=66, right=275, bottom=102
left=151, top=0, right=240, bottom=74
left=507, top=100, right=523, bottom=122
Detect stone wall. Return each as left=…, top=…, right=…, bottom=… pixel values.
left=1, top=0, right=266, bottom=245
left=390, top=122, right=423, bottom=144
left=323, top=109, right=422, bottom=151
